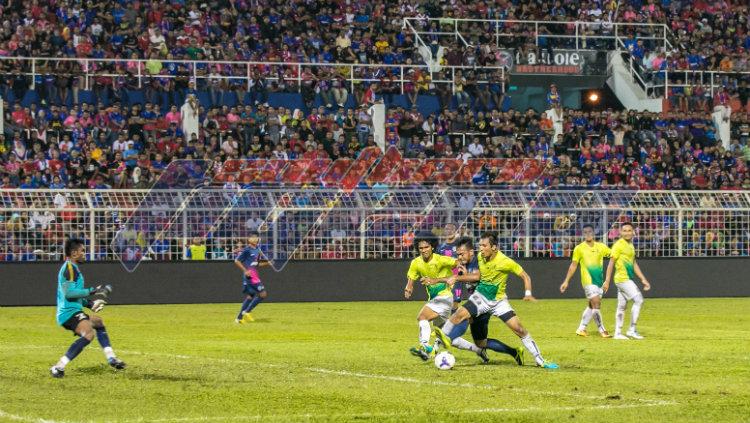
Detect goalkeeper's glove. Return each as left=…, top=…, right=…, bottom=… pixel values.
left=91, top=284, right=113, bottom=301
left=90, top=299, right=107, bottom=313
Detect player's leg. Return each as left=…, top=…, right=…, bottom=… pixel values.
left=236, top=291, right=254, bottom=323
left=244, top=287, right=267, bottom=314
left=51, top=314, right=95, bottom=377
left=90, top=314, right=126, bottom=369
left=625, top=283, right=645, bottom=339
left=576, top=304, right=593, bottom=337
left=501, top=305, right=557, bottom=369
left=471, top=313, right=523, bottom=365
left=431, top=298, right=485, bottom=359
left=588, top=293, right=611, bottom=337
left=614, top=286, right=629, bottom=339
left=410, top=305, right=440, bottom=360
left=451, top=282, right=463, bottom=312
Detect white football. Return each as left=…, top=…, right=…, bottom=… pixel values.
left=434, top=351, right=455, bottom=370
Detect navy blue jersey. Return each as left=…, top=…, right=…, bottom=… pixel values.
left=236, top=246, right=262, bottom=285
left=437, top=240, right=458, bottom=259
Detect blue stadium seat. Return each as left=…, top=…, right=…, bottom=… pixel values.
left=77, top=90, right=95, bottom=105
left=125, top=90, right=145, bottom=106
left=416, top=95, right=441, bottom=117
left=20, top=90, right=39, bottom=108
left=268, top=93, right=305, bottom=112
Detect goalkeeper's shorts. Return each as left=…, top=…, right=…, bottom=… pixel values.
left=61, top=311, right=90, bottom=335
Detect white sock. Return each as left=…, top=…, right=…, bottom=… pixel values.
left=55, top=355, right=70, bottom=369
left=452, top=337, right=481, bottom=353
left=441, top=320, right=455, bottom=339
left=577, top=307, right=593, bottom=331
left=418, top=320, right=431, bottom=347
left=630, top=295, right=643, bottom=330
left=615, top=292, right=627, bottom=335
left=520, top=334, right=544, bottom=366
left=591, top=309, right=606, bottom=333
left=103, top=346, right=116, bottom=360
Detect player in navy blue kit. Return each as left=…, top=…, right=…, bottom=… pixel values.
left=234, top=231, right=269, bottom=323
left=454, top=237, right=524, bottom=365
left=50, top=238, right=126, bottom=378
left=437, top=223, right=463, bottom=311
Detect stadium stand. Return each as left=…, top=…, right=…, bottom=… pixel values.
left=0, top=0, right=749, bottom=262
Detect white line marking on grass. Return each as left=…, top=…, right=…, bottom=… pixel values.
left=124, top=402, right=677, bottom=422
left=0, top=409, right=64, bottom=423
left=121, top=350, right=675, bottom=406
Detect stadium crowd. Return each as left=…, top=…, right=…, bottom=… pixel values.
left=1, top=98, right=750, bottom=190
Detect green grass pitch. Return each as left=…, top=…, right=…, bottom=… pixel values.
left=1, top=298, right=749, bottom=423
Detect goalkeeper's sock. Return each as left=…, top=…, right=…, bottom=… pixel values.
left=237, top=298, right=252, bottom=319
left=62, top=336, right=91, bottom=364
left=54, top=356, right=70, bottom=370
left=486, top=338, right=516, bottom=357
left=95, top=327, right=116, bottom=360
left=244, top=296, right=264, bottom=313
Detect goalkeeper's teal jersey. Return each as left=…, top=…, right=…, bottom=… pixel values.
left=56, top=261, right=92, bottom=325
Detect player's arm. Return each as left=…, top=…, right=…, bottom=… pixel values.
left=405, top=261, right=420, bottom=299
left=62, top=282, right=95, bottom=299
left=60, top=266, right=95, bottom=299
left=633, top=260, right=651, bottom=291
left=506, top=259, right=536, bottom=301
left=404, top=278, right=416, bottom=299
left=603, top=258, right=615, bottom=294
left=233, top=258, right=248, bottom=273
left=560, top=261, right=578, bottom=293
left=519, top=271, right=536, bottom=302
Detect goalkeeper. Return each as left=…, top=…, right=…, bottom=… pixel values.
left=50, top=238, right=126, bottom=378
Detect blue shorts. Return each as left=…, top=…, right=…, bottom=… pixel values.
left=242, top=283, right=266, bottom=296
left=452, top=282, right=464, bottom=303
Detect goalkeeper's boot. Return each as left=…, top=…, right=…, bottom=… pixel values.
left=50, top=366, right=65, bottom=378
left=433, top=328, right=453, bottom=351
left=513, top=347, right=525, bottom=366
left=477, top=348, right=490, bottom=364
left=409, top=345, right=432, bottom=361
left=108, top=357, right=127, bottom=370
left=242, top=313, right=255, bottom=323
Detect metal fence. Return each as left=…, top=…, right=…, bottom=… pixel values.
left=2, top=189, right=749, bottom=263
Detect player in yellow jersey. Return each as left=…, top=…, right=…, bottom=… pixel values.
left=404, top=233, right=488, bottom=362
left=434, top=232, right=558, bottom=369
left=560, top=224, right=612, bottom=338
left=604, top=222, right=651, bottom=340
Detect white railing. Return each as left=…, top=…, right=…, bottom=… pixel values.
left=403, top=18, right=673, bottom=52
left=2, top=188, right=749, bottom=261
left=0, top=57, right=504, bottom=97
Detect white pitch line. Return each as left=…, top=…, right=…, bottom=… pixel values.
left=1, top=346, right=677, bottom=410
left=0, top=409, right=64, bottom=423
left=124, top=402, right=676, bottom=423
left=121, top=349, right=674, bottom=405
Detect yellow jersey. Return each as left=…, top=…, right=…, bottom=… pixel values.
left=407, top=253, right=457, bottom=300
left=476, top=251, right=524, bottom=300
left=610, top=238, right=636, bottom=283
left=189, top=244, right=207, bottom=260
left=571, top=241, right=611, bottom=287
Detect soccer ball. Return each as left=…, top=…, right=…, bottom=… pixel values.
left=434, top=351, right=455, bottom=370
